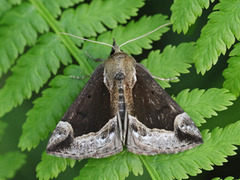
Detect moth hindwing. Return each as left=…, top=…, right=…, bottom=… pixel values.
left=47, top=43, right=203, bottom=159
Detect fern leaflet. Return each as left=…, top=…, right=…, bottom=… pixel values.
left=0, top=33, right=72, bottom=118
left=18, top=65, right=87, bottom=151
left=36, top=152, right=75, bottom=180
left=0, top=2, right=48, bottom=77
left=194, top=0, right=240, bottom=74
left=223, top=43, right=240, bottom=97
left=42, top=0, right=84, bottom=18
left=176, top=88, right=236, bottom=126
left=0, top=152, right=26, bottom=180
left=140, top=121, right=240, bottom=180
left=141, top=42, right=195, bottom=88
left=171, top=0, right=213, bottom=34
left=74, top=151, right=143, bottom=180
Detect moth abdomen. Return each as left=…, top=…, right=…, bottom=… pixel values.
left=118, top=81, right=126, bottom=122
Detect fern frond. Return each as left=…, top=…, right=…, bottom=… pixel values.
left=171, top=0, right=213, bottom=34
left=176, top=88, right=236, bottom=126
left=194, top=0, right=240, bottom=74
left=18, top=65, right=88, bottom=151
left=0, top=2, right=48, bottom=77
left=60, top=0, right=145, bottom=45
left=0, top=151, right=26, bottom=180
left=73, top=150, right=143, bottom=180
left=36, top=152, right=75, bottom=180
left=140, top=120, right=240, bottom=180
left=42, top=0, right=84, bottom=18
left=0, top=33, right=72, bottom=118
left=113, top=15, right=169, bottom=54
left=141, top=42, right=195, bottom=88
left=81, top=14, right=169, bottom=60
left=223, top=43, right=240, bottom=97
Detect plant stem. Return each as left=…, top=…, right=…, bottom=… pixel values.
left=139, top=155, right=161, bottom=180
left=29, top=0, right=94, bottom=74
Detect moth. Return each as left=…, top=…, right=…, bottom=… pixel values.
left=47, top=24, right=203, bottom=159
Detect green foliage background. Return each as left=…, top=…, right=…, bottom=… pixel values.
left=0, top=0, right=239, bottom=180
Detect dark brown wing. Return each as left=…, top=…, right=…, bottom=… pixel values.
left=61, top=64, right=112, bottom=137
left=131, top=63, right=183, bottom=131
left=47, top=64, right=122, bottom=159
left=127, top=63, right=202, bottom=155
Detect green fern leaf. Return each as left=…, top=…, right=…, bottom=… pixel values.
left=0, top=0, right=11, bottom=17
left=0, top=2, right=48, bottom=77
left=0, top=151, right=26, bottom=180
left=223, top=43, right=240, bottom=97
left=42, top=0, right=84, bottom=18
left=81, top=14, right=169, bottom=60
left=212, top=177, right=236, bottom=180
left=113, top=15, right=169, bottom=55
left=18, top=65, right=88, bottom=151
left=60, top=0, right=145, bottom=45
left=141, top=42, right=195, bottom=88
left=74, top=150, right=143, bottom=180
left=176, top=88, right=236, bottom=126
left=36, top=152, right=75, bottom=180
left=171, top=0, right=212, bottom=34
left=0, top=121, right=7, bottom=141
left=0, top=33, right=72, bottom=118
left=140, top=120, right=240, bottom=180
left=194, top=0, right=240, bottom=74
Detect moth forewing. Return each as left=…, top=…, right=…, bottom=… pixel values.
left=126, top=64, right=203, bottom=155
left=46, top=64, right=123, bottom=159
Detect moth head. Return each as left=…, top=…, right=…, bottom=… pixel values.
left=110, top=38, right=123, bottom=55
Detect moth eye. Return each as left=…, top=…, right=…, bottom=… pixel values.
left=88, top=95, right=91, bottom=99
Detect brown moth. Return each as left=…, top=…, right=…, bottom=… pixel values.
left=47, top=24, right=203, bottom=159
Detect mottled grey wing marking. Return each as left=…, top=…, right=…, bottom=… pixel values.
left=47, top=64, right=122, bottom=159
left=47, top=116, right=122, bottom=159
left=127, top=64, right=203, bottom=155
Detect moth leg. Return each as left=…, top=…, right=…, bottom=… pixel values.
left=117, top=112, right=123, bottom=144
left=85, top=51, right=104, bottom=62
left=152, top=75, right=178, bottom=81
left=69, top=75, right=90, bottom=80
left=122, top=110, right=128, bottom=145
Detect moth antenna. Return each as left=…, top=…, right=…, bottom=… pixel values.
left=59, top=32, right=114, bottom=48
left=152, top=75, right=178, bottom=81
left=119, top=22, right=171, bottom=48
